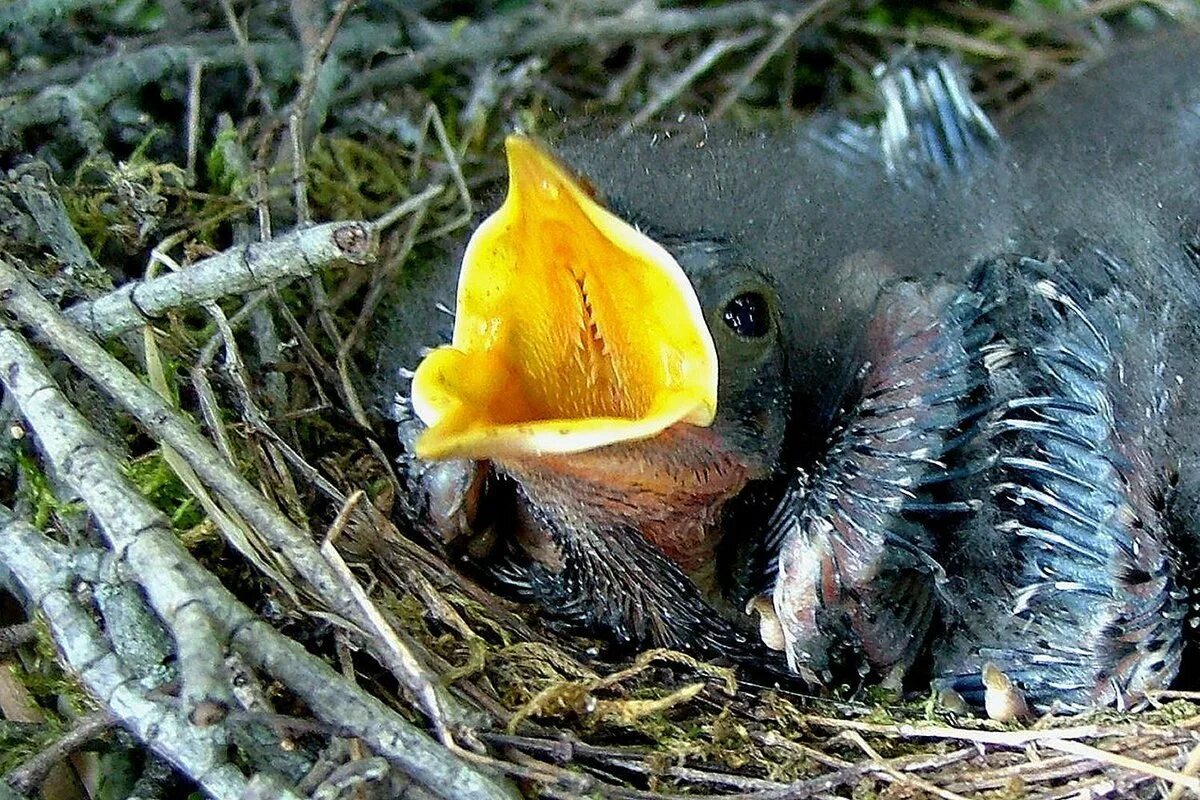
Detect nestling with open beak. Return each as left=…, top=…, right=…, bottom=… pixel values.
left=388, top=135, right=790, bottom=662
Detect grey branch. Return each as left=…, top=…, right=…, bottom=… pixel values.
left=1, top=38, right=286, bottom=151
left=341, top=2, right=783, bottom=100
left=65, top=221, right=377, bottom=339
left=0, top=22, right=401, bottom=142
left=0, top=509, right=252, bottom=800
left=0, top=0, right=95, bottom=34
left=0, top=622, right=36, bottom=656
left=1, top=260, right=472, bottom=736
left=10, top=161, right=107, bottom=286
left=622, top=28, right=767, bottom=133
left=5, top=711, right=116, bottom=796
left=0, top=258, right=363, bottom=632
left=0, top=282, right=515, bottom=800
left=711, top=0, right=840, bottom=118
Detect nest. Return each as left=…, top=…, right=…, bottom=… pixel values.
left=2, top=2, right=1200, bottom=798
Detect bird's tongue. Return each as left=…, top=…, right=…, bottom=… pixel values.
left=411, top=135, right=718, bottom=462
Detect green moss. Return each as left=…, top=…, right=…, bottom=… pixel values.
left=14, top=449, right=84, bottom=530
left=205, top=124, right=253, bottom=198
left=0, top=619, right=94, bottom=756
left=123, top=451, right=206, bottom=531
left=0, top=715, right=59, bottom=774
left=306, top=136, right=420, bottom=222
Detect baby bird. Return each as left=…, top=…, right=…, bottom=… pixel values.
left=758, top=32, right=1200, bottom=707
left=380, top=136, right=791, bottom=665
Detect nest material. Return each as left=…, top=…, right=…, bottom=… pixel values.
left=1, top=2, right=1200, bottom=799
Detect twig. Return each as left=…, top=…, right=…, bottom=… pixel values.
left=756, top=731, right=854, bottom=770
left=190, top=288, right=309, bottom=545
left=341, top=2, right=779, bottom=101
left=623, top=28, right=766, bottom=133
left=802, top=715, right=1186, bottom=747
left=64, top=221, right=377, bottom=339
left=218, top=0, right=274, bottom=113
left=0, top=326, right=514, bottom=800
left=291, top=0, right=358, bottom=136
left=839, top=730, right=972, bottom=800
left=837, top=20, right=1077, bottom=65
left=375, top=182, right=448, bottom=232
left=1167, top=738, right=1200, bottom=800
left=5, top=711, right=117, bottom=796
left=225, top=611, right=515, bottom=799
left=323, top=490, right=364, bottom=548
left=289, top=118, right=312, bottom=226
left=185, top=59, right=204, bottom=183
left=156, top=301, right=302, bottom=597
left=0, top=509, right=252, bottom=800
left=3, top=259, right=489, bottom=735
left=309, top=756, right=390, bottom=800
left=0, top=664, right=88, bottom=800
left=10, top=162, right=106, bottom=284
left=1043, top=739, right=1200, bottom=793
left=0, top=0, right=94, bottom=33
left=0, top=38, right=293, bottom=153
left=410, top=104, right=472, bottom=242
left=711, top=0, right=839, bottom=119
left=319, top=533, right=456, bottom=747
left=2, top=328, right=240, bottom=782
left=337, top=203, right=428, bottom=429
left=0, top=622, right=36, bottom=656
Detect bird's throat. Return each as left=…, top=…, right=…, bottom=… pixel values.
left=501, top=424, right=752, bottom=574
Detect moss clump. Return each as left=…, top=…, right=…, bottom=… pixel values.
left=124, top=451, right=206, bottom=531
left=14, top=449, right=85, bottom=530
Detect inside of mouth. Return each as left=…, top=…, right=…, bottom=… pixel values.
left=411, top=135, right=718, bottom=461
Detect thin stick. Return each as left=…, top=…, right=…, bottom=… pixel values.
left=341, top=2, right=777, bottom=101
left=1044, top=739, right=1200, bottom=793
left=320, top=532, right=455, bottom=746
left=218, top=0, right=273, bottom=112
left=5, top=711, right=117, bottom=795
left=65, top=221, right=376, bottom=339
left=185, top=59, right=204, bottom=182
left=711, top=0, right=838, bottom=118
left=840, top=731, right=972, bottom=800
left=0, top=623, right=36, bottom=657
left=0, top=331, right=512, bottom=800
left=623, top=28, right=765, bottom=133
left=1168, top=741, right=1200, bottom=800
left=0, top=261, right=475, bottom=735
left=803, top=715, right=1186, bottom=747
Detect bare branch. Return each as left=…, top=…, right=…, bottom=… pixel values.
left=5, top=711, right=117, bottom=797
left=0, top=623, right=36, bottom=657
left=0, top=282, right=515, bottom=800
left=341, top=2, right=780, bottom=101
left=64, top=221, right=376, bottom=339
left=0, top=509, right=251, bottom=800
left=623, top=28, right=766, bottom=133
left=711, top=0, right=840, bottom=118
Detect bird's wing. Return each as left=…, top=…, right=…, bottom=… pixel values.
left=766, top=278, right=979, bottom=683
left=875, top=54, right=1000, bottom=183
left=935, top=252, right=1186, bottom=710
left=806, top=54, right=1000, bottom=184
left=495, top=494, right=791, bottom=674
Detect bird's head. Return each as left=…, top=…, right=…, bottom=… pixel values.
left=409, top=135, right=788, bottom=567
left=411, top=135, right=786, bottom=473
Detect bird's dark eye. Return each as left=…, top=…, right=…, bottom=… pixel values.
left=722, top=292, right=770, bottom=338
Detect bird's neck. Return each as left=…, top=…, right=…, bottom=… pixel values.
left=500, top=425, right=753, bottom=573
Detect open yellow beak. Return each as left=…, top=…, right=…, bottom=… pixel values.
left=411, top=135, right=718, bottom=461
